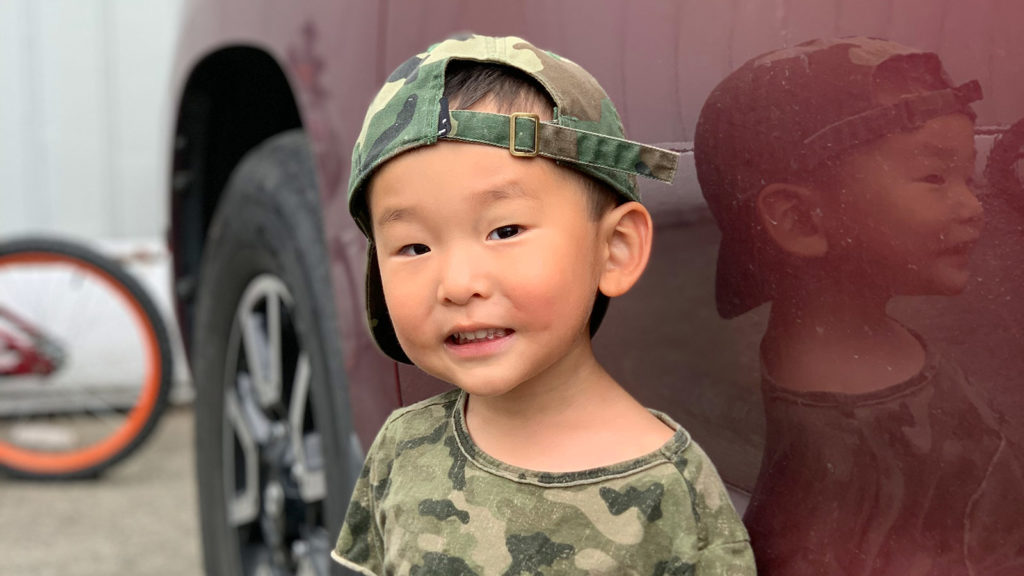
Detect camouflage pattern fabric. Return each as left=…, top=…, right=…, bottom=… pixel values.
left=745, top=340, right=1024, bottom=575
left=348, top=34, right=679, bottom=235
left=693, top=36, right=983, bottom=319
left=350, top=34, right=679, bottom=364
left=333, top=389, right=755, bottom=575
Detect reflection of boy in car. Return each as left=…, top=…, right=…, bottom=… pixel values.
left=332, top=35, right=756, bottom=574
left=695, top=37, right=1024, bottom=575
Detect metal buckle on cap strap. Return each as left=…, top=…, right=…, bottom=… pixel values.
left=509, top=113, right=539, bottom=157
left=445, top=109, right=678, bottom=182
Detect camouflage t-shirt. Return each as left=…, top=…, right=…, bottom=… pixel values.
left=333, top=389, right=755, bottom=575
left=745, top=341, right=1024, bottom=575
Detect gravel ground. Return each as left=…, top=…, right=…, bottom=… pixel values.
left=0, top=407, right=202, bottom=576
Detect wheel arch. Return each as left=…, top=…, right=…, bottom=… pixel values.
left=169, top=46, right=304, bottom=358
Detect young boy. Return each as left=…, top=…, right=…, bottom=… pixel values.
left=332, top=35, right=755, bottom=575
left=695, top=37, right=1024, bottom=575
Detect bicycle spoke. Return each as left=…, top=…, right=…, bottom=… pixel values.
left=0, top=239, right=172, bottom=478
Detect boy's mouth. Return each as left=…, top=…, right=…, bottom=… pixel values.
left=448, top=328, right=512, bottom=345
left=939, top=237, right=979, bottom=256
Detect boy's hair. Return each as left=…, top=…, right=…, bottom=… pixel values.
left=442, top=60, right=620, bottom=220
left=693, top=37, right=983, bottom=319
left=347, top=35, right=679, bottom=363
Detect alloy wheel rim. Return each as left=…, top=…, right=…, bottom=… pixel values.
left=222, top=274, right=331, bottom=575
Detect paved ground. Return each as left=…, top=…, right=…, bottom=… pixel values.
left=0, top=406, right=202, bottom=576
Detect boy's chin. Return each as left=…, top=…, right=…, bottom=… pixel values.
left=931, top=281, right=970, bottom=297
left=933, top=264, right=975, bottom=295
left=897, top=271, right=972, bottom=297
left=448, top=378, right=527, bottom=400
left=412, top=362, right=523, bottom=398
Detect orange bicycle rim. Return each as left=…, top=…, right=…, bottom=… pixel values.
left=0, top=251, right=164, bottom=475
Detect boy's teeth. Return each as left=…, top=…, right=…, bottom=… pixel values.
left=456, top=328, right=507, bottom=344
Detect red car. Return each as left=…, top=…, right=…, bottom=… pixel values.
left=167, top=1, right=1024, bottom=574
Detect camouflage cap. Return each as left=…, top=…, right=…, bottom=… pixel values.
left=694, top=37, right=982, bottom=319
left=350, top=34, right=679, bottom=363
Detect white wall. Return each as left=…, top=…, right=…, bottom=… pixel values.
left=1, top=0, right=191, bottom=399
left=0, top=0, right=183, bottom=240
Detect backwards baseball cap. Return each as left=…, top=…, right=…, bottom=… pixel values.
left=348, top=34, right=679, bottom=363
left=694, top=37, right=983, bottom=319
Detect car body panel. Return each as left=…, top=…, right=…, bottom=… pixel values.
left=168, top=0, right=1024, bottom=492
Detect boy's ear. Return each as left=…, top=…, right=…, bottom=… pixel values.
left=756, top=183, right=829, bottom=258
left=598, top=202, right=653, bottom=298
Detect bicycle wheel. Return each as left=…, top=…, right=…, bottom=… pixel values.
left=0, top=237, right=172, bottom=479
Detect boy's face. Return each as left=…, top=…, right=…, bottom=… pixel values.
left=368, top=141, right=606, bottom=396
left=823, top=112, right=984, bottom=296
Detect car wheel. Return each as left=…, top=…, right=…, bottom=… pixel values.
left=193, top=130, right=359, bottom=575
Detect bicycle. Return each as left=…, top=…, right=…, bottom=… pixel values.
left=0, top=237, right=173, bottom=479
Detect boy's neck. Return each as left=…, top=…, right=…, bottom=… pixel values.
left=761, top=287, right=926, bottom=394
left=462, top=347, right=674, bottom=472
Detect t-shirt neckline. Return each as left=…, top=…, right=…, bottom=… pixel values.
left=761, top=328, right=939, bottom=407
left=449, top=390, right=691, bottom=488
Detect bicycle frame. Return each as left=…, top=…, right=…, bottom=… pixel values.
left=0, top=303, right=65, bottom=377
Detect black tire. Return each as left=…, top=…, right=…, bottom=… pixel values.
left=0, top=237, right=173, bottom=479
left=193, top=130, right=360, bottom=576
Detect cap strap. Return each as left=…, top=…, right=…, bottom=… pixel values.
left=445, top=110, right=679, bottom=183
left=801, top=80, right=983, bottom=169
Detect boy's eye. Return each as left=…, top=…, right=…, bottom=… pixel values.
left=398, top=243, right=430, bottom=256
left=919, top=174, right=947, bottom=185
left=487, top=225, right=523, bottom=241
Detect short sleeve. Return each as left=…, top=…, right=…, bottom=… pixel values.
left=332, top=421, right=391, bottom=575
left=696, top=540, right=758, bottom=575
left=681, top=442, right=757, bottom=575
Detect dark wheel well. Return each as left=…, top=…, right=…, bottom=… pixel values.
left=170, top=46, right=303, bottom=356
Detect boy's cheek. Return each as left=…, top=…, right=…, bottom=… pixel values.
left=380, top=271, right=431, bottom=318
left=507, top=247, right=591, bottom=290
left=508, top=267, right=598, bottom=324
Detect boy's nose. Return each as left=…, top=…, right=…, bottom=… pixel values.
left=956, top=180, right=985, bottom=228
left=437, top=248, right=489, bottom=305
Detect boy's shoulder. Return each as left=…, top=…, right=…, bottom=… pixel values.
left=376, top=393, right=727, bottom=491
left=375, top=388, right=461, bottom=445
left=387, top=387, right=461, bottom=421
left=339, top=398, right=754, bottom=574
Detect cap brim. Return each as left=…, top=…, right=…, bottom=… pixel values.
left=714, top=228, right=770, bottom=319
left=366, top=244, right=413, bottom=364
